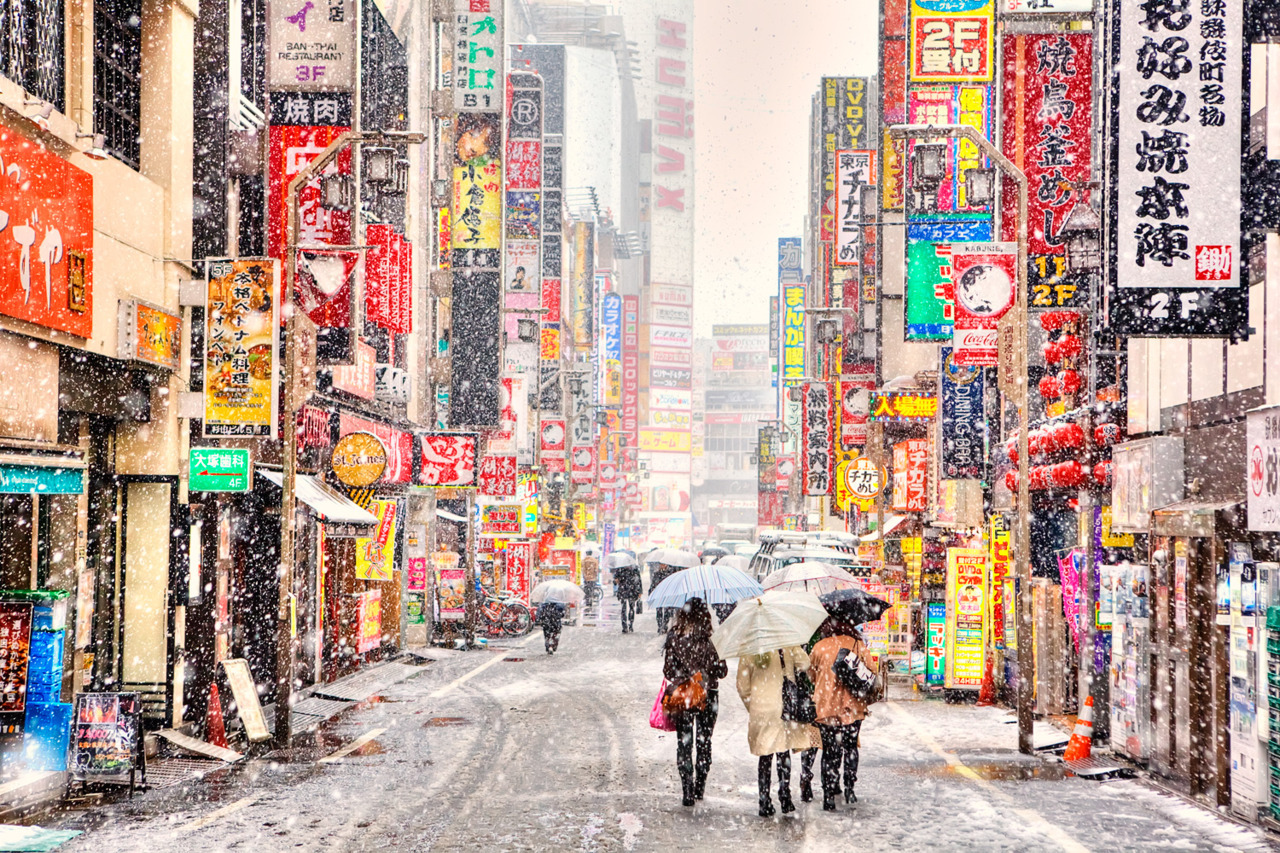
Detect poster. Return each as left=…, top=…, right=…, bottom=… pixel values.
left=480, top=504, right=521, bottom=536
left=506, top=541, right=533, bottom=605
left=1247, top=406, right=1280, bottom=531
left=1059, top=549, right=1083, bottom=653
left=801, top=383, right=834, bottom=496
left=71, top=692, right=141, bottom=776
left=203, top=258, right=279, bottom=437
left=945, top=547, right=988, bottom=689
left=355, top=499, right=398, bottom=581
left=0, top=602, right=32, bottom=719
left=356, top=589, right=382, bottom=653
left=950, top=242, right=1015, bottom=366
left=436, top=552, right=465, bottom=621
left=407, top=557, right=428, bottom=593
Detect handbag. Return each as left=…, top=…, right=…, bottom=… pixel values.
left=780, top=651, right=817, bottom=724
left=662, top=671, right=708, bottom=720
left=650, top=680, right=677, bottom=731
left=833, top=647, right=880, bottom=702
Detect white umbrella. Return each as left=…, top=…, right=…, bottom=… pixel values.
left=530, top=580, right=585, bottom=605
left=762, top=561, right=862, bottom=595
left=647, top=564, right=763, bottom=607
left=644, top=548, right=700, bottom=569
left=602, top=552, right=638, bottom=569
left=713, top=554, right=752, bottom=572
left=710, top=590, right=829, bottom=660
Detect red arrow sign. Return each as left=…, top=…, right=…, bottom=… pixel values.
left=197, top=470, right=242, bottom=477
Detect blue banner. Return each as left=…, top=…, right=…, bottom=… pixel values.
left=939, top=347, right=986, bottom=480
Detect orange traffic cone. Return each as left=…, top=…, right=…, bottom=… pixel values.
left=206, top=683, right=229, bottom=749
left=1062, top=695, right=1094, bottom=761
left=976, top=655, right=996, bottom=706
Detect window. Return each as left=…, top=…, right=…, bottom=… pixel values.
left=0, top=0, right=65, bottom=112
left=94, top=0, right=143, bottom=169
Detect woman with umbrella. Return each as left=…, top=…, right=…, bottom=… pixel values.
left=662, top=598, right=727, bottom=806
left=609, top=554, right=643, bottom=634
left=531, top=580, right=585, bottom=655
left=647, top=549, right=700, bottom=634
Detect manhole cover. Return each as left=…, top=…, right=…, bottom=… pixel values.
left=423, top=717, right=470, bottom=728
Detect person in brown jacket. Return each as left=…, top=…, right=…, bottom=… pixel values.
left=663, top=597, right=728, bottom=806
left=807, top=622, right=878, bottom=810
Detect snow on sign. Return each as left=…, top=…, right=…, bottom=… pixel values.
left=1109, top=0, right=1245, bottom=337
left=834, top=150, right=877, bottom=267
left=909, top=0, right=995, bottom=83
left=418, top=433, right=478, bottom=487
left=1247, top=406, right=1280, bottom=532
left=801, top=383, right=834, bottom=497
left=950, top=243, right=1015, bottom=366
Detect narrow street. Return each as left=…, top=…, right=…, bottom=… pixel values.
left=41, top=596, right=1276, bottom=853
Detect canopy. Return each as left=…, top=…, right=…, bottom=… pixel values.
left=256, top=471, right=378, bottom=529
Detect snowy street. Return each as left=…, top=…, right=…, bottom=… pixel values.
left=36, top=595, right=1273, bottom=852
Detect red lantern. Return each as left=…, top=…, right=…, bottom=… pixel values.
left=1094, top=423, right=1121, bottom=447
left=1048, top=460, right=1085, bottom=488
left=1093, top=461, right=1113, bottom=486
left=1006, top=437, right=1019, bottom=463
left=1038, top=375, right=1061, bottom=398
left=1058, top=334, right=1083, bottom=360
left=1039, top=427, right=1061, bottom=455
left=1054, top=422, right=1085, bottom=451
left=1042, top=340, right=1062, bottom=365
left=1004, top=470, right=1018, bottom=492
left=1028, top=429, right=1046, bottom=456
left=1059, top=369, right=1082, bottom=395
left=1039, top=311, right=1081, bottom=332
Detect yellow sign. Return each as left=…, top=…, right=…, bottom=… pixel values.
left=203, top=258, right=279, bottom=437
left=451, top=159, right=502, bottom=252
left=838, top=453, right=886, bottom=511
left=1100, top=506, right=1134, bottom=547
left=355, top=499, right=399, bottom=581
left=129, top=301, right=182, bottom=370
left=945, top=547, right=988, bottom=690
left=638, top=430, right=692, bottom=452
left=331, top=432, right=388, bottom=487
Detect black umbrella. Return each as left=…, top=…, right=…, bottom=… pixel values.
left=819, top=588, right=891, bottom=625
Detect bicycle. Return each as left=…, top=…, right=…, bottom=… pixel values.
left=479, top=595, right=533, bottom=637
left=583, top=582, right=604, bottom=610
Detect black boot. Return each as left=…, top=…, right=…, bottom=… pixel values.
left=776, top=753, right=795, bottom=814
left=758, top=757, right=775, bottom=817
left=800, top=779, right=812, bottom=803
left=822, top=792, right=836, bottom=812
left=778, top=787, right=796, bottom=814
left=681, top=774, right=695, bottom=807
left=845, top=787, right=857, bottom=804
left=694, top=767, right=708, bottom=800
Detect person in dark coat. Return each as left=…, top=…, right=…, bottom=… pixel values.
left=535, top=601, right=566, bottom=654
left=615, top=566, right=642, bottom=633
left=663, top=597, right=728, bottom=807
left=650, top=563, right=681, bottom=633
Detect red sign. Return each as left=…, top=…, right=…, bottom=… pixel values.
left=407, top=557, right=428, bottom=593
left=951, top=243, right=1016, bottom=366
left=571, top=445, right=597, bottom=485
left=365, top=224, right=412, bottom=334
left=418, top=433, right=478, bottom=487
left=339, top=412, right=412, bottom=484
left=801, top=383, right=834, bottom=497
left=1000, top=33, right=1092, bottom=284
left=478, top=454, right=517, bottom=496
left=505, top=541, right=532, bottom=605
left=540, top=419, right=566, bottom=454
left=507, top=140, right=541, bottom=190
left=0, top=128, right=93, bottom=337
left=892, top=439, right=929, bottom=512
left=911, top=12, right=993, bottom=82
left=541, top=277, right=561, bottom=323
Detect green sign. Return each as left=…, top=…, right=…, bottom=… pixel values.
left=189, top=448, right=250, bottom=492
left=0, top=464, right=83, bottom=494
left=904, top=214, right=993, bottom=342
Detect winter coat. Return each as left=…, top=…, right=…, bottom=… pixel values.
left=582, top=557, right=599, bottom=583
left=536, top=602, right=565, bottom=630
left=649, top=564, right=679, bottom=592
left=663, top=630, right=728, bottom=690
left=735, top=646, right=812, bottom=756
left=615, top=567, right=643, bottom=601
left=809, top=635, right=878, bottom=726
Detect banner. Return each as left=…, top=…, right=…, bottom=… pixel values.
left=950, top=242, right=1015, bottom=366
left=505, top=542, right=532, bottom=605
left=203, top=259, right=279, bottom=437
left=940, top=349, right=985, bottom=479
left=835, top=150, right=877, bottom=267
left=418, top=433, right=478, bottom=487
left=904, top=214, right=992, bottom=340
left=355, top=500, right=398, bottom=582
left=892, top=438, right=929, bottom=511
left=989, top=514, right=1009, bottom=648
left=945, top=547, right=988, bottom=689
left=801, top=383, right=834, bottom=496
left=778, top=238, right=805, bottom=385
left=909, top=0, right=995, bottom=83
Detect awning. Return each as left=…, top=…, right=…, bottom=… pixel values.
left=256, top=470, right=378, bottom=528
left=860, top=514, right=908, bottom=542
left=436, top=508, right=467, bottom=523
left=1153, top=499, right=1243, bottom=538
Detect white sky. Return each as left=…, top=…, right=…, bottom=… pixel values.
left=691, top=0, right=880, bottom=336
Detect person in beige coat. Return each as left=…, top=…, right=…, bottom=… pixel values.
left=808, top=627, right=878, bottom=810
left=735, top=645, right=812, bottom=816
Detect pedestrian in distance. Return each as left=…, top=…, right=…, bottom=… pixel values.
left=663, top=597, right=728, bottom=807
left=650, top=562, right=680, bottom=633
left=536, top=601, right=566, bottom=654
left=615, top=565, right=643, bottom=633
left=797, top=625, right=825, bottom=803
left=808, top=621, right=878, bottom=809
left=736, top=645, right=812, bottom=817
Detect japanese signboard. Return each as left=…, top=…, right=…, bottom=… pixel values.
left=118, top=300, right=181, bottom=370
left=203, top=259, right=279, bottom=438
left=925, top=601, right=947, bottom=686
left=1109, top=0, right=1245, bottom=336
left=571, top=445, right=597, bottom=485
left=945, top=547, right=988, bottom=688
left=189, top=448, right=251, bottom=493
left=478, top=454, right=516, bottom=496
left=454, top=0, right=503, bottom=111
left=338, top=413, right=414, bottom=483
left=909, top=0, right=995, bottom=83
left=0, top=602, right=31, bottom=720
left=950, top=242, right=1016, bottom=366
left=355, top=499, right=398, bottom=582
left=840, top=366, right=875, bottom=447
left=1002, top=0, right=1092, bottom=11
left=267, top=0, right=356, bottom=92
left=480, top=504, right=521, bottom=535
left=802, top=383, right=834, bottom=497
left=819, top=78, right=873, bottom=241
left=71, top=692, right=143, bottom=778
left=638, top=430, right=692, bottom=453
left=601, top=292, right=623, bottom=405
left=892, top=438, right=930, bottom=511
left=870, top=392, right=939, bottom=421
left=355, top=588, right=381, bottom=653
left=907, top=85, right=993, bottom=211
left=365, top=224, right=412, bottom=334
left=989, top=514, right=1009, bottom=646
left=904, top=214, right=993, bottom=340
left=757, top=426, right=777, bottom=494
left=418, top=433, right=478, bottom=487
left=571, top=222, right=594, bottom=348
left=436, top=555, right=465, bottom=621
left=505, top=541, right=532, bottom=605
left=778, top=239, right=805, bottom=386
left=940, top=349, right=985, bottom=480
left=0, top=126, right=94, bottom=338
left=1248, top=406, right=1280, bottom=532
left=843, top=455, right=886, bottom=511
left=835, top=150, right=877, bottom=267
left=622, top=293, right=640, bottom=446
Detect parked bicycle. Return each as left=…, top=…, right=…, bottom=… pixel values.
left=479, top=594, right=534, bottom=637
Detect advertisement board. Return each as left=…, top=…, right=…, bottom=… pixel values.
left=355, top=500, right=399, bottom=582
left=909, top=0, right=995, bottom=83
left=950, top=242, right=1015, bottom=366
left=801, top=383, right=834, bottom=496
left=939, top=349, right=985, bottom=479
left=1247, top=406, right=1280, bottom=532
left=835, top=150, right=877, bottom=267
left=505, top=541, right=532, bottom=605
left=418, top=433, right=478, bottom=487
left=945, top=547, right=988, bottom=689
left=778, top=239, right=805, bottom=385
left=925, top=601, right=947, bottom=686
left=355, top=589, right=382, bottom=653
left=904, top=215, right=992, bottom=340
left=267, top=0, right=356, bottom=91
left=892, top=438, right=929, bottom=511
left=203, top=259, right=279, bottom=437
left=454, top=0, right=503, bottom=112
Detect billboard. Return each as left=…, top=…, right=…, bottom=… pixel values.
left=945, top=547, right=988, bottom=689
left=909, top=0, right=995, bottom=83
left=951, top=242, right=1016, bottom=366
left=204, top=259, right=279, bottom=437
left=939, top=348, right=985, bottom=480
left=835, top=150, right=877, bottom=267
left=904, top=214, right=992, bottom=341
left=801, top=383, right=834, bottom=497
left=780, top=238, right=806, bottom=386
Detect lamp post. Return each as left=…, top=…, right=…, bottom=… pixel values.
left=888, top=123, right=1034, bottom=755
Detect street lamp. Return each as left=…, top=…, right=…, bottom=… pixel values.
left=964, top=167, right=997, bottom=208
left=890, top=122, right=1034, bottom=756
left=1061, top=201, right=1103, bottom=274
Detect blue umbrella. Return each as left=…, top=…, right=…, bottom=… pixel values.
left=647, top=563, right=763, bottom=607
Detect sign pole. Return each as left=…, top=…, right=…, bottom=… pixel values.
left=464, top=490, right=477, bottom=643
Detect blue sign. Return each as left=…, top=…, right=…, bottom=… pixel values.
left=939, top=348, right=986, bottom=480
left=600, top=292, right=623, bottom=404
left=0, top=464, right=84, bottom=495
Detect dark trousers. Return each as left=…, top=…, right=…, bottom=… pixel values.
left=800, top=747, right=819, bottom=790
left=819, top=721, right=862, bottom=797
left=757, top=751, right=792, bottom=803
left=676, top=688, right=719, bottom=793
left=542, top=624, right=561, bottom=653
left=656, top=607, right=671, bottom=632
left=620, top=598, right=637, bottom=632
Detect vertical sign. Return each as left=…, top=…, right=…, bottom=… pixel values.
left=454, top=0, right=503, bottom=111
left=601, top=292, right=623, bottom=405
left=355, top=499, right=399, bottom=582
left=945, top=547, right=988, bottom=689
left=622, top=295, right=640, bottom=446
left=505, top=71, right=543, bottom=300
left=820, top=78, right=872, bottom=243
left=1109, top=0, right=1245, bottom=335
left=779, top=238, right=806, bottom=386
left=909, top=0, right=995, bottom=83
left=571, top=222, right=595, bottom=347
left=892, top=438, right=929, bottom=511
left=940, top=348, right=986, bottom=479
left=801, top=383, right=834, bottom=497
left=505, top=541, right=532, bottom=605
left=204, top=259, right=280, bottom=437
left=925, top=601, right=947, bottom=686
left=950, top=242, right=1016, bottom=366
left=988, top=514, right=1009, bottom=648
left=1247, top=406, right=1280, bottom=531
left=835, top=150, right=877, bottom=267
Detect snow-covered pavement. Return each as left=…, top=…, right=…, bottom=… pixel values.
left=50, top=594, right=1278, bottom=851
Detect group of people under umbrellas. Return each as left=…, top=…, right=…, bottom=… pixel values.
left=644, top=552, right=890, bottom=814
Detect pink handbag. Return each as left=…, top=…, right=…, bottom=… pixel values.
left=649, top=680, right=677, bottom=731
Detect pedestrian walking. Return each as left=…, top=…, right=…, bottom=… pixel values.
left=712, top=602, right=737, bottom=623
left=735, top=645, right=812, bottom=816
left=808, top=622, right=878, bottom=809
left=536, top=601, right=566, bottom=654
left=650, top=563, right=680, bottom=633
left=797, top=626, right=824, bottom=803
left=663, top=598, right=727, bottom=807
left=615, top=565, right=643, bottom=633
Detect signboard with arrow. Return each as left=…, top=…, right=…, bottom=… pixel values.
left=189, top=448, right=251, bottom=493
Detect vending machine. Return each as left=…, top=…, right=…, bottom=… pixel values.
left=1108, top=561, right=1151, bottom=762
left=1228, top=545, right=1264, bottom=820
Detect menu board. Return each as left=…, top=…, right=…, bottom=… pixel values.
left=0, top=602, right=33, bottom=731
left=71, top=692, right=142, bottom=777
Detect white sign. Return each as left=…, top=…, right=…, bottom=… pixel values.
left=652, top=284, right=693, bottom=306
left=1002, top=0, right=1093, bottom=11
left=1115, top=0, right=1241, bottom=290
left=454, top=0, right=503, bottom=112
left=268, top=0, right=357, bottom=92
left=650, top=389, right=692, bottom=410
left=1248, top=407, right=1280, bottom=531
left=652, top=305, right=692, bottom=326
left=650, top=325, right=693, bottom=348
left=835, top=150, right=875, bottom=267
left=713, top=336, right=771, bottom=353
left=649, top=452, right=692, bottom=473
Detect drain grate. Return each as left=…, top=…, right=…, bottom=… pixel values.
left=145, top=757, right=228, bottom=789
left=423, top=717, right=469, bottom=728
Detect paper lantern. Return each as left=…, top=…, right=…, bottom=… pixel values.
left=1039, top=311, right=1081, bottom=332
left=1093, top=461, right=1113, bottom=486
left=1042, top=340, right=1062, bottom=365
left=1094, top=423, right=1121, bottom=447
left=1005, top=470, right=1018, bottom=492
left=1006, top=437, right=1019, bottom=463
left=1029, top=466, right=1049, bottom=491
left=1058, top=334, right=1083, bottom=360
left=1053, top=422, right=1085, bottom=451
left=1047, top=460, right=1085, bottom=488
left=1038, top=375, right=1061, bottom=398
left=1059, top=369, right=1082, bottom=395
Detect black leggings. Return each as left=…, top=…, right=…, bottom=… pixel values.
left=758, top=751, right=792, bottom=799
left=819, top=721, right=862, bottom=796
left=675, top=688, right=719, bottom=781
left=620, top=598, right=637, bottom=631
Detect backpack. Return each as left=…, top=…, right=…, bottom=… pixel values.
left=832, top=646, right=880, bottom=702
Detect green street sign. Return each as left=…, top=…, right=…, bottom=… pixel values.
left=189, top=448, right=250, bottom=492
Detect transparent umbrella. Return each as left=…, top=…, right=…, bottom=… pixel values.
left=710, top=590, right=828, bottom=659
left=602, top=552, right=638, bottom=570
left=530, top=580, right=585, bottom=605
left=762, top=561, right=862, bottom=595
left=644, top=548, right=700, bottom=569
